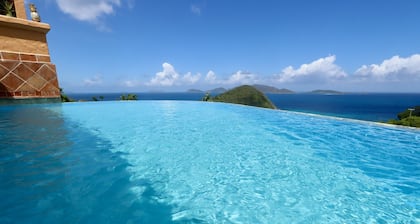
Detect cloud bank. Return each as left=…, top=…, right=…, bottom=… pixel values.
left=83, top=75, right=103, bottom=86
left=147, top=63, right=200, bottom=87
left=56, top=0, right=121, bottom=22
left=355, top=54, right=420, bottom=81
left=276, top=55, right=347, bottom=83
left=71, top=54, right=420, bottom=92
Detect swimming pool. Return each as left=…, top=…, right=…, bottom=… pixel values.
left=0, top=101, right=418, bottom=223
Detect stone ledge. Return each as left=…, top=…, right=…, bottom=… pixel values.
left=0, top=51, right=51, bottom=62
left=0, top=15, right=50, bottom=34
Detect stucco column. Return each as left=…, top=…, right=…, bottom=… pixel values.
left=13, top=0, right=27, bottom=19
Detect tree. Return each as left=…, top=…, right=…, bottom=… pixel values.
left=120, top=94, right=138, bottom=100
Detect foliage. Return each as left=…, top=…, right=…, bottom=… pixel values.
left=387, top=105, right=420, bottom=128
left=60, top=88, right=74, bottom=102
left=202, top=92, right=211, bottom=101
left=92, top=96, right=104, bottom=101
left=397, top=106, right=420, bottom=119
left=388, top=117, right=420, bottom=128
left=0, top=0, right=16, bottom=17
left=120, top=94, right=138, bottom=100
left=210, top=85, right=276, bottom=109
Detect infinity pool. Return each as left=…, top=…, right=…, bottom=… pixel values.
left=0, top=101, right=419, bottom=223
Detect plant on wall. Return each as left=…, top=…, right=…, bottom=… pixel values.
left=0, top=0, right=16, bottom=17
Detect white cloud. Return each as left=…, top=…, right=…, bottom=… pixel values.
left=83, top=75, right=103, bottom=86
left=205, top=70, right=217, bottom=83
left=182, top=72, right=201, bottom=84
left=203, top=70, right=258, bottom=85
left=121, top=80, right=141, bottom=88
left=147, top=63, right=201, bottom=86
left=225, top=71, right=258, bottom=85
left=355, top=54, right=420, bottom=81
left=276, top=55, right=347, bottom=83
left=56, top=0, right=121, bottom=22
left=190, top=4, right=201, bottom=15
left=148, top=63, right=179, bottom=86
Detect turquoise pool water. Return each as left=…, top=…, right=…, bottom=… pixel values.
left=0, top=101, right=419, bottom=223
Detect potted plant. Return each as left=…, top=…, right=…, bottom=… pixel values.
left=1, top=0, right=15, bottom=17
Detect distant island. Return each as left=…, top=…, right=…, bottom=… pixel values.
left=252, top=84, right=294, bottom=94
left=187, top=89, right=203, bottom=93
left=207, top=85, right=276, bottom=109
left=309, top=90, right=343, bottom=95
left=189, top=85, right=293, bottom=94
left=187, top=87, right=227, bottom=94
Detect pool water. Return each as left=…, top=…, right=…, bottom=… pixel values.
left=0, top=101, right=419, bottom=223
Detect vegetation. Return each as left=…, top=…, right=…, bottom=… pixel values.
left=1, top=0, right=16, bottom=17
left=252, top=84, right=294, bottom=94
left=60, top=88, right=74, bottom=102
left=209, top=85, right=276, bottom=109
left=397, top=106, right=420, bottom=119
left=202, top=92, right=211, bottom=101
left=188, top=87, right=227, bottom=94
left=387, top=106, right=420, bottom=128
left=92, top=96, right=104, bottom=101
left=120, top=94, right=138, bottom=100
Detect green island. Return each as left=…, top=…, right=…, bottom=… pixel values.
left=205, top=85, right=276, bottom=109
left=387, top=106, right=420, bottom=128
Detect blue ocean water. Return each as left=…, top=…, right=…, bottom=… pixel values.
left=0, top=101, right=419, bottom=223
left=67, top=92, right=420, bottom=121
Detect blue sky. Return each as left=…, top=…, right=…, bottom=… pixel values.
left=31, top=0, right=420, bottom=92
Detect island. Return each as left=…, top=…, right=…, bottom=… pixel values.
left=208, top=85, right=276, bottom=109
left=309, top=89, right=343, bottom=95
left=252, top=84, right=294, bottom=94
left=387, top=106, right=420, bottom=128
left=188, top=87, right=227, bottom=94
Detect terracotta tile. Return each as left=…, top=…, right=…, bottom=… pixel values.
left=27, top=74, right=47, bottom=90
left=16, top=83, right=35, bottom=91
left=12, top=63, right=35, bottom=80
left=40, top=82, right=59, bottom=92
left=0, top=65, right=9, bottom=79
left=36, top=55, right=51, bottom=62
left=1, top=74, right=24, bottom=90
left=0, top=83, right=7, bottom=91
left=0, top=61, right=19, bottom=71
left=50, top=78, right=59, bottom=87
left=37, top=64, right=57, bottom=81
left=25, top=62, right=43, bottom=73
left=20, top=54, right=37, bottom=62
left=2, top=52, right=19, bottom=60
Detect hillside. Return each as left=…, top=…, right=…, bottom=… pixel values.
left=187, top=87, right=227, bottom=94
left=211, top=85, right=276, bottom=109
left=252, top=84, right=294, bottom=94
left=387, top=106, right=420, bottom=128
left=310, top=89, right=343, bottom=94
left=208, top=87, right=227, bottom=94
left=187, top=89, right=204, bottom=93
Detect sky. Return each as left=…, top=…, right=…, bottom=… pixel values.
left=29, top=0, right=420, bottom=93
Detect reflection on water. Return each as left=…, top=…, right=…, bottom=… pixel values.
left=0, top=105, right=199, bottom=223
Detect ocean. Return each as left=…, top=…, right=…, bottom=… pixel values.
left=66, top=92, right=420, bottom=122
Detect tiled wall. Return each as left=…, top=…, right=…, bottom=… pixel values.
left=0, top=51, right=60, bottom=99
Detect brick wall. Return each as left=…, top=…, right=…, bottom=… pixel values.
left=0, top=51, right=60, bottom=98
left=1, top=9, right=60, bottom=101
